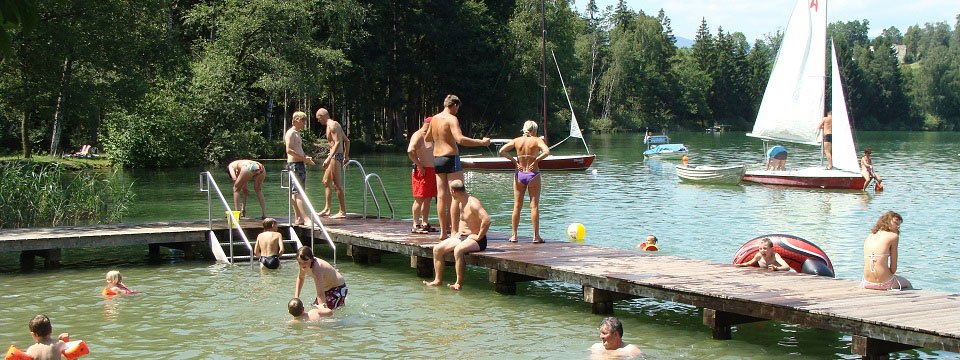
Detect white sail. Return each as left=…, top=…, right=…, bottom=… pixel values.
left=569, top=113, right=583, bottom=138
left=748, top=0, right=827, bottom=145
left=830, top=41, right=859, bottom=172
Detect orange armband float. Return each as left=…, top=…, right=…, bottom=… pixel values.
left=5, top=345, right=33, bottom=360
left=62, top=340, right=89, bottom=360
left=102, top=287, right=118, bottom=296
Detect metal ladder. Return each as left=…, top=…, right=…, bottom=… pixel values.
left=199, top=172, right=254, bottom=264
left=281, top=168, right=338, bottom=265
left=342, top=160, right=395, bottom=219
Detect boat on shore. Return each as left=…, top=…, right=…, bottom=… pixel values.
left=676, top=164, right=745, bottom=185
left=743, top=0, right=865, bottom=190
left=643, top=144, right=688, bottom=160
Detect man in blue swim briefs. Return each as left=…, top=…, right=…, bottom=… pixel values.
left=285, top=111, right=316, bottom=226
left=423, top=95, right=490, bottom=240
left=499, top=120, right=550, bottom=243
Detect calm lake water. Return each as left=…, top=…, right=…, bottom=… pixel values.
left=2, top=131, right=958, bottom=359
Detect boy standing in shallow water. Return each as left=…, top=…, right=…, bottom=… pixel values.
left=294, top=246, right=348, bottom=310
left=254, top=217, right=284, bottom=270
left=25, top=314, right=69, bottom=360
left=423, top=179, right=491, bottom=291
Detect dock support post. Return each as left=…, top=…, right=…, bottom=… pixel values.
left=702, top=308, right=766, bottom=340
left=347, top=245, right=382, bottom=265
left=488, top=269, right=540, bottom=295
left=149, top=244, right=161, bottom=263
left=583, top=286, right=638, bottom=315
left=851, top=335, right=918, bottom=360
left=19, top=249, right=61, bottom=270
left=410, top=255, right=432, bottom=278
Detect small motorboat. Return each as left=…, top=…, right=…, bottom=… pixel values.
left=676, top=164, right=746, bottom=185
left=644, top=134, right=670, bottom=145
left=732, top=234, right=835, bottom=277
left=643, top=144, right=688, bottom=160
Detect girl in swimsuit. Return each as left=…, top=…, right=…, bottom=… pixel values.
left=499, top=120, right=551, bottom=243
left=862, top=211, right=911, bottom=290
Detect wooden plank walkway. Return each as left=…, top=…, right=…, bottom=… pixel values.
left=2, top=216, right=958, bottom=358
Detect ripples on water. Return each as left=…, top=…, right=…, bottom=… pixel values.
left=1, top=132, right=957, bottom=358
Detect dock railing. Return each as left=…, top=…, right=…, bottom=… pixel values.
left=342, top=160, right=395, bottom=219
left=198, top=171, right=253, bottom=264
left=280, top=168, right=337, bottom=265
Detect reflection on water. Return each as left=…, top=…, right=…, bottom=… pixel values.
left=2, top=132, right=958, bottom=358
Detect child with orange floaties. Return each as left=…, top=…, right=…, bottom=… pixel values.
left=636, top=235, right=659, bottom=251
left=102, top=270, right=139, bottom=296
left=5, top=314, right=89, bottom=360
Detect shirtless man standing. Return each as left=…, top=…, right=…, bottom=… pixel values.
left=285, top=111, right=316, bottom=225
left=423, top=95, right=490, bottom=240
left=294, top=246, right=348, bottom=310
left=407, top=117, right=436, bottom=234
left=499, top=120, right=550, bottom=243
left=817, top=111, right=834, bottom=170
left=317, top=108, right=350, bottom=219
left=423, top=179, right=491, bottom=291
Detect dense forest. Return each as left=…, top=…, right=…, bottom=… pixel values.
left=1, top=0, right=958, bottom=167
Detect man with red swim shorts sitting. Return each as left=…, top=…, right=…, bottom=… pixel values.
left=407, top=116, right=438, bottom=234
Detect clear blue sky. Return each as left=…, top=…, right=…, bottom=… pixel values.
left=574, top=0, right=960, bottom=42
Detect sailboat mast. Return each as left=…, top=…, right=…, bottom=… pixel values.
left=540, top=0, right=548, bottom=143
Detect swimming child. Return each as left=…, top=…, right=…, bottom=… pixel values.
left=287, top=298, right=332, bottom=322
left=735, top=238, right=791, bottom=271
left=636, top=235, right=659, bottom=251
left=254, top=217, right=284, bottom=270
left=103, top=270, right=139, bottom=295
left=25, top=314, right=69, bottom=360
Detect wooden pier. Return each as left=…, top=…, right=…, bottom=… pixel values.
left=2, top=216, right=959, bottom=359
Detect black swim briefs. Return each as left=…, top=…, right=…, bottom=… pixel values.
left=433, top=155, right=462, bottom=174
left=260, top=255, right=280, bottom=269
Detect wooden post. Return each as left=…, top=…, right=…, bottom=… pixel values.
left=851, top=335, right=918, bottom=359
left=702, top=308, right=766, bottom=340
left=149, top=244, right=162, bottom=263
left=488, top=269, right=540, bottom=295
left=19, top=251, right=36, bottom=271
left=410, top=255, right=432, bottom=278
left=582, top=286, right=638, bottom=315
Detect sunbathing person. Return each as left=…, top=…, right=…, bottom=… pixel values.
left=862, top=211, right=911, bottom=290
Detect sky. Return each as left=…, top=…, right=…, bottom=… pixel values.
left=574, top=0, right=960, bottom=42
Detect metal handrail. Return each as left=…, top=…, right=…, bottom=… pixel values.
left=342, top=160, right=395, bottom=219
left=198, top=172, right=254, bottom=264
left=280, top=168, right=337, bottom=266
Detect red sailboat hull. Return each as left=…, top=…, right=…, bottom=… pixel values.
left=732, top=234, right=835, bottom=277
left=460, top=154, right=595, bottom=171
left=743, top=168, right=866, bottom=190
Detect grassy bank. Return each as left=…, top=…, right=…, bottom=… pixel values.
left=0, top=155, right=112, bottom=170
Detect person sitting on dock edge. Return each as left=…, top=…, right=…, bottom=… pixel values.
left=423, top=179, right=491, bottom=291
left=254, top=217, right=284, bottom=270
left=590, top=316, right=642, bottom=357
left=295, top=246, right=348, bottom=310
left=862, top=211, right=911, bottom=290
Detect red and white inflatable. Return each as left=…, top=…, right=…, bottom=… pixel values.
left=732, top=234, right=835, bottom=277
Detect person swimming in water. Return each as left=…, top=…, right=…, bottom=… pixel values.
left=498, top=120, right=550, bottom=243
left=862, top=211, right=911, bottom=290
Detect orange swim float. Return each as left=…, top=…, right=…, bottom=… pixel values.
left=6, top=345, right=33, bottom=360
left=62, top=340, right=89, bottom=360
left=102, top=287, right=118, bottom=296
left=641, top=243, right=659, bottom=251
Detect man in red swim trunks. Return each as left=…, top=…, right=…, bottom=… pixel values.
left=407, top=117, right=437, bottom=234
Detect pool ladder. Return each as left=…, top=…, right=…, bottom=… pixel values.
left=342, top=160, right=395, bottom=219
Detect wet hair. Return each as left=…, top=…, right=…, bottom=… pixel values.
left=760, top=238, right=774, bottom=248
left=872, top=211, right=902, bottom=234
left=292, top=111, right=308, bottom=122
left=600, top=317, right=623, bottom=337
left=288, top=298, right=305, bottom=317
left=29, top=314, right=52, bottom=337
left=297, top=246, right=315, bottom=262
left=646, top=235, right=657, bottom=244
left=522, top=120, right=538, bottom=136
left=864, top=147, right=871, bottom=154
left=443, top=95, right=461, bottom=107
left=263, top=217, right=277, bottom=230
left=450, top=179, right=466, bottom=193
left=106, top=270, right=122, bottom=285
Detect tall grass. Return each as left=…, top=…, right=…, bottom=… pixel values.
left=0, top=162, right=135, bottom=228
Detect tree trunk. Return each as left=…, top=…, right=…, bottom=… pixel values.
left=49, top=56, right=74, bottom=156
left=21, top=110, right=31, bottom=158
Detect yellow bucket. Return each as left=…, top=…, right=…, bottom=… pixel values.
left=225, top=210, right=241, bottom=229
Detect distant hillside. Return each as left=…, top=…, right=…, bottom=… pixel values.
left=676, top=36, right=694, bottom=48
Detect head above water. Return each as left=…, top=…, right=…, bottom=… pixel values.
left=288, top=298, right=305, bottom=317
left=522, top=120, right=538, bottom=136
left=29, top=314, right=52, bottom=338
left=105, top=270, right=122, bottom=285
left=646, top=235, right=657, bottom=244
left=872, top=211, right=902, bottom=234
left=600, top=316, right=624, bottom=338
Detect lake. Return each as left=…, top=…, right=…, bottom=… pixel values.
left=1, top=131, right=957, bottom=359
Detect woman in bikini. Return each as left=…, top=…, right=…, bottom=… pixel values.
left=499, top=120, right=550, bottom=243
left=862, top=211, right=912, bottom=290
left=227, top=159, right=267, bottom=219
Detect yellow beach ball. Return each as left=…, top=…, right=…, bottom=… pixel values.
left=566, top=223, right=586, bottom=241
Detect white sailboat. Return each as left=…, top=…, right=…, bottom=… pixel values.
left=742, top=0, right=866, bottom=189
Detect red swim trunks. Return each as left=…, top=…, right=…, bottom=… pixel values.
left=411, top=166, right=437, bottom=198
